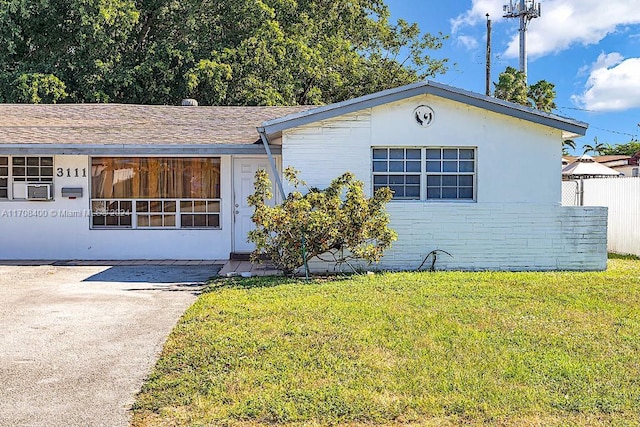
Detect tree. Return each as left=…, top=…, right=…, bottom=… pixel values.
left=0, top=0, right=449, bottom=105
left=600, top=141, right=640, bottom=156
left=248, top=167, right=397, bottom=276
left=562, top=139, right=576, bottom=156
left=493, top=67, right=528, bottom=106
left=583, top=137, right=607, bottom=156
left=527, top=80, right=557, bottom=113
left=493, top=66, right=557, bottom=113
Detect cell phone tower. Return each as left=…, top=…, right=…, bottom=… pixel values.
left=503, top=0, right=541, bottom=80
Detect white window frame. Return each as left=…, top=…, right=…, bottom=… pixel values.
left=0, top=155, right=55, bottom=200
left=372, top=147, right=477, bottom=202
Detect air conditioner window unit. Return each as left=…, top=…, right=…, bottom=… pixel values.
left=26, top=183, right=53, bottom=200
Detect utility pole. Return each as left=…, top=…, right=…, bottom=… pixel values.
left=503, top=0, right=541, bottom=80
left=485, top=14, right=491, bottom=96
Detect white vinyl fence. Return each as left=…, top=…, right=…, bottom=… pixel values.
left=563, top=177, right=640, bottom=256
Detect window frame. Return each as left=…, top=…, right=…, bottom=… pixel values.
left=89, top=156, right=222, bottom=230
left=372, top=147, right=477, bottom=202
left=0, top=155, right=55, bottom=200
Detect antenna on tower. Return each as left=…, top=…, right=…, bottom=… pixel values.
left=503, top=0, right=541, bottom=81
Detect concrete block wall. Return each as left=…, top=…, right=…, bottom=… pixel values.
left=305, top=204, right=608, bottom=272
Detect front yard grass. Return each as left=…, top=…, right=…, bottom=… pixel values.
left=131, top=259, right=640, bottom=426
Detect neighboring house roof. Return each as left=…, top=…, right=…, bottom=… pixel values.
left=562, top=154, right=622, bottom=178
left=260, top=80, right=588, bottom=139
left=0, top=104, right=313, bottom=154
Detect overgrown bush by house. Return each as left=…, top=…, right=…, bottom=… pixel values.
left=248, top=167, right=397, bottom=276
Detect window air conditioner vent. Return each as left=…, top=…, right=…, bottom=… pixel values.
left=26, top=183, right=53, bottom=200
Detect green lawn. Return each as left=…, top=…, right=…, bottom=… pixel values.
left=131, top=259, right=640, bottom=426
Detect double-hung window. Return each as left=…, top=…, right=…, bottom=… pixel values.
left=373, top=147, right=476, bottom=201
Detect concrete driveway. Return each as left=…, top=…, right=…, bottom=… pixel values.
left=0, top=263, right=220, bottom=427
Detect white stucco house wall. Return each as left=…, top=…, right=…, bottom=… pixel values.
left=0, top=81, right=607, bottom=270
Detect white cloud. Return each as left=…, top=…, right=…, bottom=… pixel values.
left=452, top=0, right=640, bottom=58
left=456, top=35, right=480, bottom=50
left=572, top=53, right=640, bottom=111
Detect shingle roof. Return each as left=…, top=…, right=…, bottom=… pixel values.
left=0, top=104, right=313, bottom=145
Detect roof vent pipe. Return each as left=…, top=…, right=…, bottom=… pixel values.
left=181, top=98, right=198, bottom=106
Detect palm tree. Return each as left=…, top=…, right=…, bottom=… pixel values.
left=562, top=139, right=576, bottom=155
left=582, top=137, right=606, bottom=156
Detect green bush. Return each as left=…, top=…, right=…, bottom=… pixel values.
left=248, top=167, right=397, bottom=276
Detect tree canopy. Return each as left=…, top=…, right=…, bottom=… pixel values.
left=600, top=141, right=640, bottom=156
left=493, top=66, right=557, bottom=113
left=0, top=0, right=448, bottom=105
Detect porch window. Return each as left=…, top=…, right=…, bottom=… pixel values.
left=372, top=147, right=476, bottom=201
left=0, top=156, right=54, bottom=200
left=90, top=157, right=221, bottom=229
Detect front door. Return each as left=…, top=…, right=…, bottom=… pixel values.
left=233, top=157, right=276, bottom=253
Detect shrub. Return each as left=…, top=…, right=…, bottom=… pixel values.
left=248, top=167, right=397, bottom=276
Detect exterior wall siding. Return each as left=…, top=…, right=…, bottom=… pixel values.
left=0, top=155, right=234, bottom=260
left=282, top=95, right=606, bottom=271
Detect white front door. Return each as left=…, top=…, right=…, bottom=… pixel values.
left=233, top=157, right=276, bottom=253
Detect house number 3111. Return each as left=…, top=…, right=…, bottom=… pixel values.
left=56, top=168, right=87, bottom=178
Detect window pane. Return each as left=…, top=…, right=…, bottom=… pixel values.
left=442, top=188, right=458, bottom=198
left=443, top=161, right=457, bottom=172
left=0, top=167, right=8, bottom=176
left=120, top=214, right=132, bottom=226
left=460, top=161, right=475, bottom=172
left=406, top=175, right=421, bottom=184
left=427, top=175, right=441, bottom=186
left=193, top=201, right=207, bottom=212
left=459, top=187, right=474, bottom=199
left=13, top=157, right=25, bottom=166
left=406, top=186, right=420, bottom=198
left=443, top=149, right=458, bottom=159
left=121, top=201, right=132, bottom=212
left=459, top=149, right=474, bottom=159
left=164, top=201, right=176, bottom=212
left=459, top=175, right=474, bottom=186
left=389, top=149, right=404, bottom=159
left=427, top=188, right=441, bottom=199
left=136, top=201, right=148, bottom=212
left=93, top=215, right=106, bottom=226
left=0, top=189, right=7, bottom=198
left=27, top=157, right=39, bottom=166
left=149, top=201, right=162, bottom=212
left=27, top=167, right=39, bottom=176
left=180, top=201, right=193, bottom=212
left=389, top=186, right=404, bottom=198
left=0, top=157, right=7, bottom=166
left=207, top=214, right=220, bottom=227
left=373, top=149, right=388, bottom=160
left=181, top=214, right=194, bottom=227
left=426, top=149, right=441, bottom=159
left=41, top=167, right=53, bottom=177
left=373, top=161, right=387, bottom=172
left=389, top=175, right=405, bottom=185
left=207, top=201, right=220, bottom=212
left=0, top=178, right=7, bottom=186
left=164, top=215, right=176, bottom=227
left=388, top=161, right=403, bottom=172
left=373, top=175, right=388, bottom=185
left=41, top=157, right=54, bottom=166
left=138, top=215, right=149, bottom=227
left=406, top=149, right=421, bottom=159
left=13, top=167, right=25, bottom=176
left=406, top=161, right=421, bottom=172
left=442, top=175, right=457, bottom=186
left=193, top=215, right=207, bottom=227
left=426, top=161, right=441, bottom=172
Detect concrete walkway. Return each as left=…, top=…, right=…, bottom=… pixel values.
left=218, top=260, right=281, bottom=277
left=0, top=263, right=221, bottom=427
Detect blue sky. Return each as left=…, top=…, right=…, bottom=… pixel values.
left=385, top=0, right=640, bottom=153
